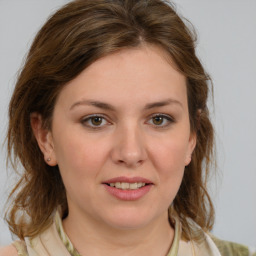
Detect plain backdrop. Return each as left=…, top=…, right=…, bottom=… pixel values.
left=0, top=0, right=255, bottom=247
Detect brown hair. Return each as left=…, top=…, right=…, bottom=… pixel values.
left=6, top=0, right=214, bottom=240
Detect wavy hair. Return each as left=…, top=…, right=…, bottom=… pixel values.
left=6, top=0, right=215, bottom=240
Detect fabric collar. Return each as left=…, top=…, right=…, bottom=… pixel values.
left=25, top=209, right=221, bottom=256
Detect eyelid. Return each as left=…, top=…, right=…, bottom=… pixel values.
left=147, top=113, right=175, bottom=128
left=81, top=114, right=111, bottom=129
left=80, top=113, right=175, bottom=130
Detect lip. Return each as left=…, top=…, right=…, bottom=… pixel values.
left=103, top=176, right=153, bottom=184
left=102, top=176, right=154, bottom=201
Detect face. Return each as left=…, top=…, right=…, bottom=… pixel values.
left=34, top=45, right=196, bottom=231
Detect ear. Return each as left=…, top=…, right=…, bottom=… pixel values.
left=185, top=131, right=197, bottom=166
left=30, top=112, right=57, bottom=166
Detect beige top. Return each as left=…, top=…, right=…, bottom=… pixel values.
left=12, top=211, right=255, bottom=256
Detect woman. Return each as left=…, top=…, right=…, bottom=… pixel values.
left=1, top=0, right=254, bottom=255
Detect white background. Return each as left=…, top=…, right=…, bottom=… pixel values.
left=0, top=0, right=255, bottom=247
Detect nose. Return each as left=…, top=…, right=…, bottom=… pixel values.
left=111, top=124, right=147, bottom=168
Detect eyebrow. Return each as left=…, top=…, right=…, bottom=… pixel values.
left=69, top=98, right=183, bottom=111
left=70, top=100, right=115, bottom=111
left=144, top=99, right=183, bottom=110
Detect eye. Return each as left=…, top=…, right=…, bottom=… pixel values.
left=81, top=114, right=109, bottom=129
left=147, top=114, right=174, bottom=128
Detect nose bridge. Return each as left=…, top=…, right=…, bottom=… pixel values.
left=111, top=121, right=147, bottom=167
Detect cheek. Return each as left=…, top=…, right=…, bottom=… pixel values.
left=54, top=136, right=110, bottom=201
left=156, top=140, right=188, bottom=202
left=154, top=139, right=189, bottom=169
left=54, top=133, right=109, bottom=179
left=147, top=138, right=187, bottom=209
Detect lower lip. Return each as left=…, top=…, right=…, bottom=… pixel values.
left=103, top=184, right=153, bottom=201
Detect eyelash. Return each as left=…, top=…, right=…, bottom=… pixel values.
left=80, top=113, right=175, bottom=130
left=81, top=114, right=109, bottom=130
left=148, top=114, right=175, bottom=129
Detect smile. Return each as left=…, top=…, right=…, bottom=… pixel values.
left=108, top=182, right=146, bottom=190
left=102, top=176, right=153, bottom=201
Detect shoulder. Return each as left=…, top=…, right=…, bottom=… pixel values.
left=0, top=241, right=28, bottom=256
left=211, top=235, right=255, bottom=256
left=0, top=244, right=18, bottom=256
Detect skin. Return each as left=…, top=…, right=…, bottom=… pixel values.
left=0, top=245, right=18, bottom=256
left=30, top=44, right=196, bottom=256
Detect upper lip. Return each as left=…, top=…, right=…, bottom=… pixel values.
left=103, top=176, right=153, bottom=184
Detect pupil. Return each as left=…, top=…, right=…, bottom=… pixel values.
left=92, top=117, right=102, bottom=125
left=153, top=116, right=163, bottom=125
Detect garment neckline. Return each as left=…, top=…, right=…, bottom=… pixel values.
left=54, top=210, right=181, bottom=256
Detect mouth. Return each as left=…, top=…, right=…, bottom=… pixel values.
left=104, top=182, right=150, bottom=190
left=102, top=176, right=153, bottom=200
left=102, top=176, right=153, bottom=190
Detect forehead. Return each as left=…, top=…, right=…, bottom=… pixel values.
left=81, top=44, right=182, bottom=85
left=55, top=44, right=187, bottom=111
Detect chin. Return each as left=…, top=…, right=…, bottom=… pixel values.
left=108, top=218, right=150, bottom=230
left=102, top=208, right=159, bottom=230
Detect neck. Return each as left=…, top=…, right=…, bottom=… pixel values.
left=62, top=209, right=174, bottom=256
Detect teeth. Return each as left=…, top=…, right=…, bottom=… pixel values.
left=129, top=183, right=137, bottom=189
left=109, top=182, right=146, bottom=190
left=121, top=182, right=129, bottom=190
